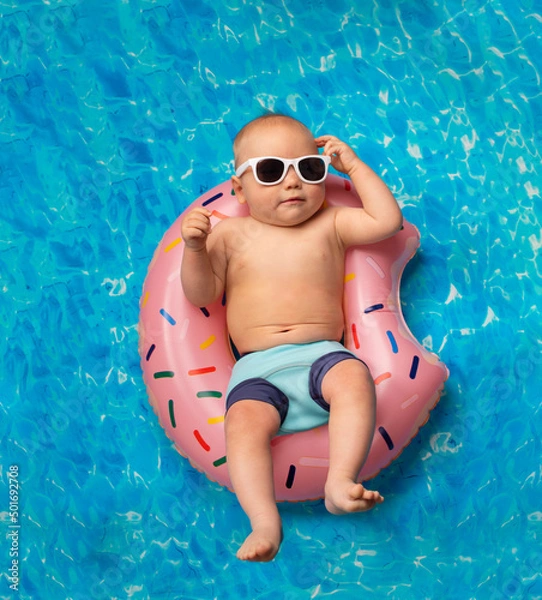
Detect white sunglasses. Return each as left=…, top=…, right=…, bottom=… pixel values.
left=235, top=155, right=331, bottom=186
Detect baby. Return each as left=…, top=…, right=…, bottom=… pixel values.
left=181, top=114, right=403, bottom=562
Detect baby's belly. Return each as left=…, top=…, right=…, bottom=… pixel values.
left=226, top=276, right=346, bottom=354
left=228, top=311, right=345, bottom=355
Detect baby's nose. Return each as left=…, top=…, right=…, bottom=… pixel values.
left=284, top=165, right=301, bottom=185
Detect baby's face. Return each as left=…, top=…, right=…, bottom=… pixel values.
left=232, top=121, right=326, bottom=227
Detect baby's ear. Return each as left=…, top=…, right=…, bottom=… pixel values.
left=231, top=176, right=247, bottom=204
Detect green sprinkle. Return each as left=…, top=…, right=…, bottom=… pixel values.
left=196, top=391, right=223, bottom=398
left=168, top=399, right=176, bottom=428
left=154, top=371, right=175, bottom=379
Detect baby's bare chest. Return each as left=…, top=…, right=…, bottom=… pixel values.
left=226, top=226, right=343, bottom=284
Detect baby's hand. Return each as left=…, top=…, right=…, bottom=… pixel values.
left=315, top=135, right=362, bottom=178
left=181, top=207, right=212, bottom=251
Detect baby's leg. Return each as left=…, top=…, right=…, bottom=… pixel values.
left=225, top=400, right=283, bottom=561
left=321, top=359, right=384, bottom=514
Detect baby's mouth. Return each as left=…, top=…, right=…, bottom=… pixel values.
left=281, top=197, right=304, bottom=204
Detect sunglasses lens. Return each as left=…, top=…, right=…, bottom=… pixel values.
left=299, top=157, right=326, bottom=181
left=256, top=158, right=285, bottom=183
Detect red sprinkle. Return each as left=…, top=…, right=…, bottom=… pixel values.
left=351, top=323, right=360, bottom=349
left=188, top=366, right=217, bottom=376
left=374, top=372, right=392, bottom=385
left=194, top=430, right=210, bottom=451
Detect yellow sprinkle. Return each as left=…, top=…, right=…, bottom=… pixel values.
left=164, top=238, right=182, bottom=253
left=208, top=415, right=225, bottom=425
left=141, top=291, right=149, bottom=308
left=199, top=335, right=216, bottom=350
left=344, top=273, right=356, bottom=283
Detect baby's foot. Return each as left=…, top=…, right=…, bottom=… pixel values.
left=237, top=520, right=283, bottom=562
left=325, top=477, right=384, bottom=515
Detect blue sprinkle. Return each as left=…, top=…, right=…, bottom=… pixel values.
left=200, top=307, right=210, bottom=318
left=386, top=331, right=398, bottom=353
left=378, top=426, right=394, bottom=450
left=365, top=303, right=384, bottom=314
left=146, top=344, right=156, bottom=361
left=286, top=465, right=296, bottom=489
left=160, top=308, right=176, bottom=326
left=202, top=192, right=223, bottom=207
left=410, top=355, right=420, bottom=379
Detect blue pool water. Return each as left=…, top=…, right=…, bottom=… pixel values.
left=1, top=0, right=540, bottom=598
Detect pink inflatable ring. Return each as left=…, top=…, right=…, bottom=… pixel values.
left=139, top=174, right=449, bottom=502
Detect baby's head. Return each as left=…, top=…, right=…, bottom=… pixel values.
left=232, top=114, right=328, bottom=227
left=233, top=114, right=316, bottom=168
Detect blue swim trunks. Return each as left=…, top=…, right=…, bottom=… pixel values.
left=225, top=340, right=365, bottom=435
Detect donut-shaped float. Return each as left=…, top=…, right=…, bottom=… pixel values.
left=139, top=174, right=449, bottom=502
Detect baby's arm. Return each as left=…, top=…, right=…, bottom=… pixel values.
left=180, top=207, right=226, bottom=307
left=316, top=135, right=403, bottom=247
